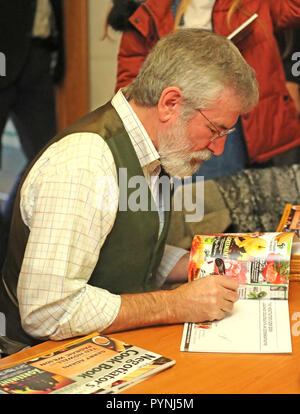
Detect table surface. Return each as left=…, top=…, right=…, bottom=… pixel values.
left=1, top=282, right=300, bottom=394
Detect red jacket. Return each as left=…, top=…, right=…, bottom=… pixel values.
left=116, top=0, right=300, bottom=163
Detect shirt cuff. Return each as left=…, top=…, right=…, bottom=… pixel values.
left=156, top=244, right=189, bottom=288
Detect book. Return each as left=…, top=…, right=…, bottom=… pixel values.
left=180, top=232, right=294, bottom=354
left=277, top=204, right=300, bottom=238
left=277, top=204, right=300, bottom=281
left=0, top=332, right=175, bottom=394
left=227, top=13, right=258, bottom=45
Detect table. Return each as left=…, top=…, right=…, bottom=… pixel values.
left=1, top=282, right=300, bottom=394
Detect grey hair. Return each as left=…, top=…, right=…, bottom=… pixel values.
left=123, top=28, right=259, bottom=114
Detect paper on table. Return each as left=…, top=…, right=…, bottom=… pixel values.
left=181, top=300, right=292, bottom=354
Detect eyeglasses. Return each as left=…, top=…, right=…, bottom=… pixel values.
left=198, top=109, right=236, bottom=142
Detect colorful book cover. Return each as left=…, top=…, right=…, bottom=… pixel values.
left=181, top=232, right=294, bottom=353
left=0, top=333, right=175, bottom=394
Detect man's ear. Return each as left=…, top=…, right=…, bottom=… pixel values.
left=157, top=87, right=183, bottom=122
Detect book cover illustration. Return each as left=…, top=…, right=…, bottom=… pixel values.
left=181, top=232, right=294, bottom=354
left=188, top=232, right=293, bottom=300
left=0, top=333, right=175, bottom=394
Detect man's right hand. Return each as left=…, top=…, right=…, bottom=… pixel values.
left=103, top=275, right=239, bottom=334
left=167, top=275, right=239, bottom=323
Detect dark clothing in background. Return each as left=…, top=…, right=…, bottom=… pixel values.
left=0, top=0, right=64, bottom=90
left=276, top=28, right=300, bottom=86
left=0, top=0, right=64, bottom=247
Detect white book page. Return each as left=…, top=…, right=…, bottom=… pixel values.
left=181, top=300, right=292, bottom=353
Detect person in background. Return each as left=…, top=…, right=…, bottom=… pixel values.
left=107, top=0, right=300, bottom=179
left=0, top=0, right=64, bottom=255
left=0, top=29, right=258, bottom=348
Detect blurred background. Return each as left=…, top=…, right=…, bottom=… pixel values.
left=0, top=0, right=121, bottom=209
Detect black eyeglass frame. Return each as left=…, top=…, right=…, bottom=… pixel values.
left=197, top=109, right=236, bottom=142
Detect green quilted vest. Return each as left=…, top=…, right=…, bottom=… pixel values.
left=0, top=103, right=171, bottom=345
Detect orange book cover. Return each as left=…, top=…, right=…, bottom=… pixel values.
left=0, top=332, right=175, bottom=394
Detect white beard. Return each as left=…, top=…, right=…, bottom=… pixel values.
left=157, top=116, right=212, bottom=178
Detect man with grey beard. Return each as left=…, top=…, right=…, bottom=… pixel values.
left=1, top=29, right=258, bottom=349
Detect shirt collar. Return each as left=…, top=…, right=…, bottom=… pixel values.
left=111, top=90, right=160, bottom=173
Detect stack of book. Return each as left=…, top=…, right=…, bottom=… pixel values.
left=290, top=257, right=300, bottom=281
left=277, top=204, right=300, bottom=281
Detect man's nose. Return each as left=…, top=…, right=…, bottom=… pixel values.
left=208, top=135, right=227, bottom=156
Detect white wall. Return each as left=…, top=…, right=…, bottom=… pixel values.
left=88, top=0, right=122, bottom=110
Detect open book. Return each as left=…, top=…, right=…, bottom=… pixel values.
left=0, top=332, right=175, bottom=394
left=227, top=13, right=258, bottom=45
left=180, top=232, right=294, bottom=354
